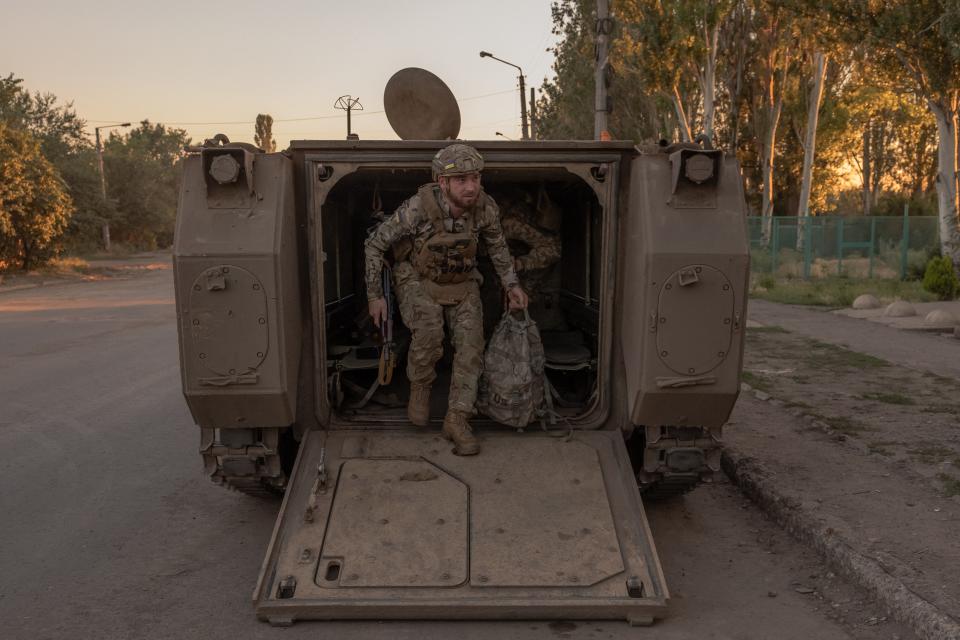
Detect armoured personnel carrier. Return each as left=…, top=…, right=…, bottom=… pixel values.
left=173, top=69, right=749, bottom=626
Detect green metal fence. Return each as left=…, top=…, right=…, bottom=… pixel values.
left=746, top=215, right=940, bottom=280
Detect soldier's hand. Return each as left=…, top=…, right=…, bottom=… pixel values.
left=507, top=286, right=529, bottom=310
left=369, top=297, right=388, bottom=328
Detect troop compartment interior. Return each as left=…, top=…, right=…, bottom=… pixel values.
left=300, top=143, right=627, bottom=429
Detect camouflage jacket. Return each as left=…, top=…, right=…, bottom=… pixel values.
left=364, top=184, right=519, bottom=301
left=501, top=216, right=561, bottom=273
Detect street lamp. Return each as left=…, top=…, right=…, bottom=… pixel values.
left=495, top=131, right=513, bottom=141
left=95, top=122, right=131, bottom=252
left=479, top=51, right=529, bottom=140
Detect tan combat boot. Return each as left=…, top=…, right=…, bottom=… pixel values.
left=407, top=383, right=431, bottom=426
left=442, top=409, right=480, bottom=456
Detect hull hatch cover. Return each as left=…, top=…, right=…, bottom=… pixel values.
left=318, top=459, right=467, bottom=588
left=255, top=430, right=668, bottom=625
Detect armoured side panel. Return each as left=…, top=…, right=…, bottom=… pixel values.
left=621, top=151, right=749, bottom=429
left=173, top=151, right=301, bottom=429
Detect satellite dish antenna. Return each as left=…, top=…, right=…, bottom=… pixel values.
left=384, top=68, right=461, bottom=140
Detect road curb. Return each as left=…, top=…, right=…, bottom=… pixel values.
left=721, top=447, right=960, bottom=640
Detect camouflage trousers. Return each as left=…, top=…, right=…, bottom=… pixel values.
left=394, top=263, right=484, bottom=414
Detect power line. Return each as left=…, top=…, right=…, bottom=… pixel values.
left=83, top=89, right=517, bottom=128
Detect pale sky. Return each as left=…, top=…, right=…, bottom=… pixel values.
left=2, top=0, right=559, bottom=147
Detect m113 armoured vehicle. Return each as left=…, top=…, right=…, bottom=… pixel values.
left=173, top=68, right=749, bottom=626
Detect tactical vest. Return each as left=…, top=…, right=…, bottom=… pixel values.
left=412, top=183, right=487, bottom=285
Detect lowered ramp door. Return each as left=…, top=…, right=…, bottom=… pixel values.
left=254, top=430, right=668, bottom=625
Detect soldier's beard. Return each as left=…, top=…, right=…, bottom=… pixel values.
left=441, top=185, right=478, bottom=210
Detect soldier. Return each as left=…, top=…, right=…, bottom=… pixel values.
left=365, top=144, right=528, bottom=455
left=484, top=186, right=564, bottom=333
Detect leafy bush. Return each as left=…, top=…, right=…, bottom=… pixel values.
left=908, top=248, right=938, bottom=281
left=922, top=256, right=959, bottom=300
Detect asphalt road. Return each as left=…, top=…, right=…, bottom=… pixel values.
left=0, top=268, right=905, bottom=640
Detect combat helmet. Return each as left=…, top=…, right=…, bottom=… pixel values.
left=432, top=143, right=484, bottom=180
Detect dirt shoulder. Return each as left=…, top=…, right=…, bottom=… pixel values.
left=748, top=298, right=960, bottom=380
left=0, top=252, right=171, bottom=294
left=729, top=305, right=960, bottom=631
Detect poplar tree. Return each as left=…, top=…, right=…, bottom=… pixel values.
left=783, top=0, right=960, bottom=269
left=255, top=114, right=277, bottom=152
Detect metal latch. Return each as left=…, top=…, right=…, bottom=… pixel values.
left=205, top=269, right=226, bottom=291
left=678, top=267, right=700, bottom=287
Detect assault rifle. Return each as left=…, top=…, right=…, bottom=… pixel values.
left=378, top=260, right=396, bottom=385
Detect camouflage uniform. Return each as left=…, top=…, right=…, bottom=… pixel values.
left=365, top=184, right=518, bottom=414
left=485, top=190, right=564, bottom=332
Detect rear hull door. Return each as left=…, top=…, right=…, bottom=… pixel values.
left=254, top=429, right=668, bottom=625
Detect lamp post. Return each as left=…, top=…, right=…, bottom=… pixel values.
left=95, top=122, right=131, bottom=251
left=479, top=51, right=528, bottom=140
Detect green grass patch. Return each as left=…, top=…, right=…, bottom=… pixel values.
left=907, top=445, right=957, bottom=464
left=800, top=338, right=888, bottom=371
left=936, top=473, right=960, bottom=497
left=920, top=405, right=960, bottom=415
left=867, top=440, right=904, bottom=457
left=783, top=400, right=812, bottom=410
left=859, top=392, right=916, bottom=406
left=750, top=277, right=936, bottom=307
left=747, top=325, right=790, bottom=334
left=809, top=412, right=871, bottom=435
left=822, top=415, right=869, bottom=435
left=741, top=371, right=775, bottom=392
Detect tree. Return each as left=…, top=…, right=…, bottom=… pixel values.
left=537, top=0, right=598, bottom=140
left=0, top=122, right=73, bottom=270
left=0, top=73, right=105, bottom=251
left=795, top=50, right=828, bottom=222
left=617, top=0, right=735, bottom=143
left=103, top=121, right=190, bottom=249
left=538, top=0, right=662, bottom=142
left=749, top=2, right=795, bottom=242
left=0, top=73, right=86, bottom=162
left=255, top=113, right=277, bottom=152
left=786, top=0, right=960, bottom=270
left=716, top=0, right=753, bottom=151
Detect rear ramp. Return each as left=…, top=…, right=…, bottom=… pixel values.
left=254, top=429, right=668, bottom=626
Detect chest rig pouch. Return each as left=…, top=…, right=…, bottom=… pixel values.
left=412, top=184, right=486, bottom=304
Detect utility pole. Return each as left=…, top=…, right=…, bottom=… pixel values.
left=594, top=0, right=612, bottom=140
left=94, top=122, right=131, bottom=252
left=529, top=87, right=537, bottom=139
left=518, top=73, right=529, bottom=140
left=480, top=51, right=529, bottom=140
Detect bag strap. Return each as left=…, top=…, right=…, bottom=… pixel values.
left=539, top=373, right=573, bottom=440
left=502, top=306, right=533, bottom=323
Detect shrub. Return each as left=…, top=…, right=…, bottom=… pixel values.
left=907, top=248, right=937, bottom=281
left=922, top=256, right=959, bottom=300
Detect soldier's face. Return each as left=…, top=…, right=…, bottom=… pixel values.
left=440, top=172, right=481, bottom=210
